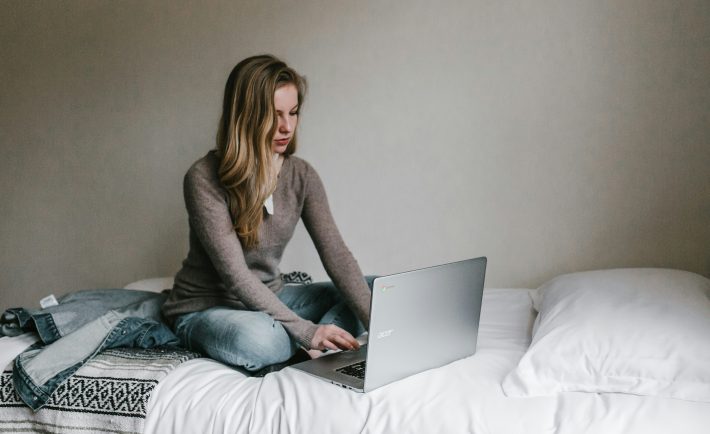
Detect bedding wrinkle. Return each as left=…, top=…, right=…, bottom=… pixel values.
left=208, top=373, right=260, bottom=434
left=553, top=391, right=669, bottom=434
left=144, top=359, right=256, bottom=434
left=247, top=372, right=267, bottom=434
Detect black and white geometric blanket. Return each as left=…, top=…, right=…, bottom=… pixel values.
left=0, top=347, right=199, bottom=434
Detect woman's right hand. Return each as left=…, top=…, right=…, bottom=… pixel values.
left=310, top=324, right=360, bottom=352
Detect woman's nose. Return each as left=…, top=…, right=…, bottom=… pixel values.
left=279, top=116, right=291, bottom=133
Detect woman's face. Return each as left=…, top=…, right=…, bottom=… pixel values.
left=272, top=83, right=299, bottom=154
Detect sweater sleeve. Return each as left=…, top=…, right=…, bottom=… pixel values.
left=183, top=166, right=319, bottom=347
left=300, top=163, right=372, bottom=329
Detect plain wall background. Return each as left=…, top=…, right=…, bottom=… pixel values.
left=1, top=0, right=709, bottom=310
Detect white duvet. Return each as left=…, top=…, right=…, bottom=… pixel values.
left=144, top=289, right=710, bottom=434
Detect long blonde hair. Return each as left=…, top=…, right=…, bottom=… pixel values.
left=216, top=54, right=307, bottom=249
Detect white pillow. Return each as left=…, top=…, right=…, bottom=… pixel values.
left=123, top=277, right=174, bottom=292
left=502, top=268, right=710, bottom=402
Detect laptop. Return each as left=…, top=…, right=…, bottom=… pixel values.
left=290, top=256, right=487, bottom=392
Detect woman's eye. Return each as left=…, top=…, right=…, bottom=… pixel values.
left=290, top=111, right=299, bottom=116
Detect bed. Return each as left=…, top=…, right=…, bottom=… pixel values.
left=2, top=269, right=709, bottom=433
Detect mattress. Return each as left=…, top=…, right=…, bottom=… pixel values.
left=142, top=288, right=710, bottom=434
left=3, top=289, right=707, bottom=433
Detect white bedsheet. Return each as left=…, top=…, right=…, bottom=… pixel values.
left=144, top=289, right=710, bottom=434
left=2, top=290, right=705, bottom=433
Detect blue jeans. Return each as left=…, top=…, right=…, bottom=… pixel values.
left=3, top=289, right=177, bottom=410
left=173, top=276, right=376, bottom=372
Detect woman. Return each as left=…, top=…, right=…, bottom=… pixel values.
left=161, top=55, right=373, bottom=373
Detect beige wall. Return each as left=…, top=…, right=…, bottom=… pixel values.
left=1, top=0, right=709, bottom=309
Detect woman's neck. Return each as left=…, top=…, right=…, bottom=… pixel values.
left=273, top=153, right=284, bottom=178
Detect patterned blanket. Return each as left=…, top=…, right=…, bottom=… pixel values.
left=0, top=347, right=199, bottom=434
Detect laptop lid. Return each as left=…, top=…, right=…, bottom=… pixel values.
left=289, top=256, right=487, bottom=392
left=363, top=256, right=486, bottom=391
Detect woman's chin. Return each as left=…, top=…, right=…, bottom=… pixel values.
left=272, top=144, right=288, bottom=154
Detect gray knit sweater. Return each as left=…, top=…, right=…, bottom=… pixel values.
left=161, top=151, right=371, bottom=347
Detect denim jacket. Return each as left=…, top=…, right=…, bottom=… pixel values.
left=0, top=289, right=178, bottom=411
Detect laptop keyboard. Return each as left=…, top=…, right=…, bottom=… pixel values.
left=336, top=361, right=366, bottom=379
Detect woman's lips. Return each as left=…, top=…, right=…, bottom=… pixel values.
left=275, top=138, right=290, bottom=145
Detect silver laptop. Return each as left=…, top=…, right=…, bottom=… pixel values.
left=290, top=257, right=487, bottom=392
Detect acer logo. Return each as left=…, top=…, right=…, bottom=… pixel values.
left=376, top=329, right=394, bottom=339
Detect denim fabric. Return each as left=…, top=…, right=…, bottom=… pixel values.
left=1, top=289, right=161, bottom=344
left=5, top=290, right=178, bottom=410
left=174, top=276, right=376, bottom=372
